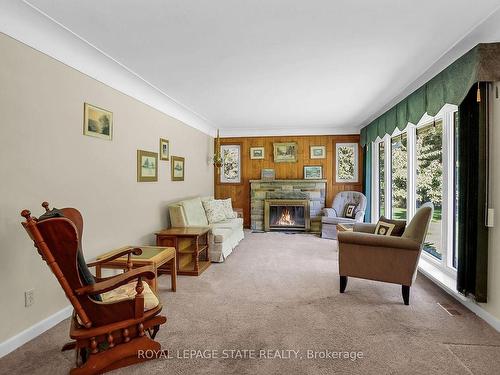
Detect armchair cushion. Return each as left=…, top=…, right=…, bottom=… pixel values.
left=338, top=231, right=420, bottom=251
left=100, top=281, right=159, bottom=311
left=344, top=203, right=357, bottom=219
left=353, top=223, right=377, bottom=233
left=375, top=216, right=406, bottom=236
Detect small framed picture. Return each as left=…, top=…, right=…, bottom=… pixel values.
left=336, top=143, right=359, bottom=183
left=159, top=138, right=169, bottom=161
left=83, top=103, right=113, bottom=140
left=220, top=144, right=242, bottom=184
left=261, top=168, right=275, bottom=181
left=273, top=142, right=298, bottom=163
left=171, top=156, right=185, bottom=181
left=310, top=145, right=326, bottom=159
left=250, top=147, right=265, bottom=160
left=304, top=165, right=323, bottom=180
left=137, top=150, right=158, bottom=182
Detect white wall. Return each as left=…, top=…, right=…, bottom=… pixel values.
left=0, top=33, right=214, bottom=343
left=484, top=82, right=500, bottom=320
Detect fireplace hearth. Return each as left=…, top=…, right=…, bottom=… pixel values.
left=264, top=199, right=310, bottom=231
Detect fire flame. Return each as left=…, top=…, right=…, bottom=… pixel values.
left=275, top=208, right=295, bottom=226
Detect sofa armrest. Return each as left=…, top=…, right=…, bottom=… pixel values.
left=323, top=208, right=338, bottom=217
left=353, top=223, right=376, bottom=233
left=338, top=232, right=420, bottom=251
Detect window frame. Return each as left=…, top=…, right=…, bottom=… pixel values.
left=371, top=104, right=458, bottom=277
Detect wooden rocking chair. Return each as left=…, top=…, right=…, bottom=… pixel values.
left=20, top=202, right=167, bottom=374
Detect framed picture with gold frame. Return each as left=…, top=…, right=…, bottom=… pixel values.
left=83, top=103, right=113, bottom=140
left=171, top=156, right=185, bottom=181
left=159, top=138, right=170, bottom=160
left=250, top=146, right=265, bottom=160
left=304, top=165, right=323, bottom=180
left=137, top=150, right=158, bottom=182
left=310, top=145, right=326, bottom=159
left=273, top=142, right=298, bottom=163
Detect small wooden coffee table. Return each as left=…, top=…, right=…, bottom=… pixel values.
left=95, top=246, right=176, bottom=292
left=155, top=227, right=210, bottom=276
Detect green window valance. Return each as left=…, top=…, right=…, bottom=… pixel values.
left=360, top=43, right=500, bottom=146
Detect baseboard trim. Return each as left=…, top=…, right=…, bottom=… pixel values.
left=418, top=261, right=500, bottom=332
left=0, top=305, right=72, bottom=358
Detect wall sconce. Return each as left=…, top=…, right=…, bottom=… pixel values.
left=212, top=129, right=223, bottom=168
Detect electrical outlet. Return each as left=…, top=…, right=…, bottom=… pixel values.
left=25, top=289, right=34, bottom=308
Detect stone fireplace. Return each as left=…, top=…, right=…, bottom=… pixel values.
left=264, top=199, right=310, bottom=231
left=250, top=179, right=326, bottom=232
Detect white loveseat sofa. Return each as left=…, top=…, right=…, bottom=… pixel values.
left=168, top=197, right=244, bottom=262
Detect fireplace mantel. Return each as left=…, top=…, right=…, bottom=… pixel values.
left=250, top=179, right=327, bottom=232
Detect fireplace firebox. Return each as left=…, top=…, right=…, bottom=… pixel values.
left=264, top=199, right=310, bottom=231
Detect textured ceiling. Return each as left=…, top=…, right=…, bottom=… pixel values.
left=25, top=0, right=500, bottom=135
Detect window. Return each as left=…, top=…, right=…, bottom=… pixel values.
left=391, top=133, right=407, bottom=220
left=416, top=121, right=443, bottom=260
left=372, top=105, right=457, bottom=276
left=378, top=142, right=385, bottom=217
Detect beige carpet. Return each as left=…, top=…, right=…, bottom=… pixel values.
left=2, top=231, right=500, bottom=374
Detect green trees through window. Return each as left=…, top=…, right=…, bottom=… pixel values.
left=416, top=121, right=443, bottom=259
left=378, top=142, right=385, bottom=217
left=391, top=133, right=407, bottom=220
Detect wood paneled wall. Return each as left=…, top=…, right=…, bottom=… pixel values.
left=214, top=135, right=363, bottom=227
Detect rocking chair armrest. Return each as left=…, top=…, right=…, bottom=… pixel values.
left=75, top=265, right=156, bottom=296
left=86, top=247, right=142, bottom=268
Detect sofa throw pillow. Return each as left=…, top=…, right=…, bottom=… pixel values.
left=180, top=197, right=209, bottom=226
left=202, top=199, right=226, bottom=224
left=375, top=216, right=406, bottom=236
left=344, top=203, right=357, bottom=219
left=218, top=198, right=237, bottom=219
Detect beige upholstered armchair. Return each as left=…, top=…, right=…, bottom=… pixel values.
left=337, top=203, right=434, bottom=305
left=321, top=191, right=367, bottom=239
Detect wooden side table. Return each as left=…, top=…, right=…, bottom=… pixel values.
left=95, top=245, right=177, bottom=292
left=155, top=227, right=210, bottom=276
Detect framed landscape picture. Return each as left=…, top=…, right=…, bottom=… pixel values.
left=310, top=145, right=326, bottom=159
left=171, top=156, right=185, bottom=181
left=83, top=103, right=112, bottom=140
left=273, top=142, right=298, bottom=163
left=159, top=138, right=169, bottom=160
left=220, top=144, right=242, bottom=184
left=304, top=165, right=323, bottom=180
left=137, top=150, right=158, bottom=182
left=336, top=143, right=359, bottom=183
left=261, top=168, right=275, bottom=181
left=250, top=147, right=265, bottom=159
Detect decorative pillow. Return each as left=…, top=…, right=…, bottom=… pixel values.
left=180, top=197, right=209, bottom=226
left=202, top=200, right=226, bottom=224
left=218, top=198, right=237, bottom=219
left=344, top=203, right=357, bottom=219
left=375, top=216, right=406, bottom=236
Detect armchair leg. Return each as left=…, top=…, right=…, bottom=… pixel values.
left=402, top=285, right=410, bottom=305
left=340, top=276, right=348, bottom=293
